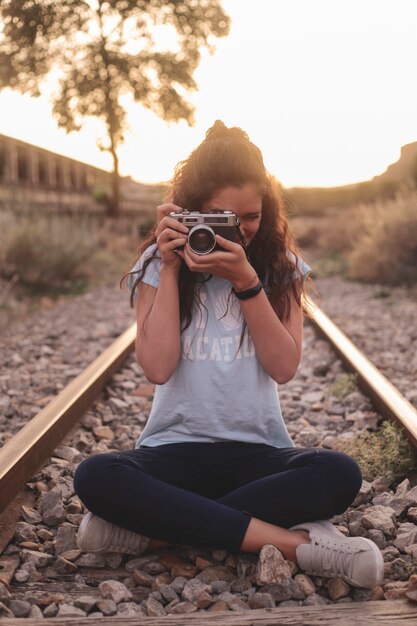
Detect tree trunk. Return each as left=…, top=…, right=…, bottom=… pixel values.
left=108, top=146, right=119, bottom=217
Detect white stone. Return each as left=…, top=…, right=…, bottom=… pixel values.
left=256, top=545, right=292, bottom=585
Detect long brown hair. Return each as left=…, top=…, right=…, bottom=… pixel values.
left=124, top=121, right=306, bottom=330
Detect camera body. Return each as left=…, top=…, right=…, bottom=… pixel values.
left=170, top=210, right=245, bottom=255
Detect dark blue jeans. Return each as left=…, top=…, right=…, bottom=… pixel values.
left=73, top=443, right=362, bottom=552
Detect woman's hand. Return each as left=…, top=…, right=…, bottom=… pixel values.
left=156, top=203, right=181, bottom=224
left=178, top=235, right=257, bottom=289
left=155, top=204, right=188, bottom=270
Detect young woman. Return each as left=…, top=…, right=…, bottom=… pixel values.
left=74, top=121, right=383, bottom=589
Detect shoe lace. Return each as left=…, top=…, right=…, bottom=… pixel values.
left=108, top=524, right=143, bottom=554
left=310, top=536, right=354, bottom=579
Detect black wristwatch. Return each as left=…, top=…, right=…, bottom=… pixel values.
left=233, top=281, right=263, bottom=300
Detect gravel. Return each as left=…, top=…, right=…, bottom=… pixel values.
left=314, top=277, right=417, bottom=408
left=1, top=277, right=417, bottom=616
left=0, top=283, right=134, bottom=447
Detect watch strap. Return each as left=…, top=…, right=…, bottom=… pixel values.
left=233, top=280, right=263, bottom=300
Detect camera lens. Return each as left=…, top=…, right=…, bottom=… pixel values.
left=188, top=225, right=216, bottom=255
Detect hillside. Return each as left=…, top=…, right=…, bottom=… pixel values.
left=285, top=141, right=417, bottom=215
left=373, top=141, right=417, bottom=184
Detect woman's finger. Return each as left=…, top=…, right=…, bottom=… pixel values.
left=185, top=245, right=238, bottom=267
left=183, top=246, right=217, bottom=272
left=215, top=234, right=242, bottom=252
left=155, top=217, right=189, bottom=239
left=156, top=203, right=183, bottom=224
left=157, top=229, right=187, bottom=245
left=164, top=236, right=187, bottom=250
left=156, top=227, right=188, bottom=244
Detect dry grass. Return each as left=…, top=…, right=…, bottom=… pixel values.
left=0, top=210, right=152, bottom=295
left=292, top=190, right=417, bottom=286
left=291, top=207, right=362, bottom=258
left=0, top=212, right=96, bottom=292
left=347, top=193, right=417, bottom=286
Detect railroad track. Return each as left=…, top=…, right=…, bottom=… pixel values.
left=0, top=301, right=416, bottom=624
left=307, top=300, right=417, bottom=447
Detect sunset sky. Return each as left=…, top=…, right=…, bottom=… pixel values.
left=1, top=0, right=417, bottom=187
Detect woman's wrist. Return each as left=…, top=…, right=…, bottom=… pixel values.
left=233, top=281, right=263, bottom=300
left=160, top=261, right=181, bottom=279
left=232, top=271, right=259, bottom=292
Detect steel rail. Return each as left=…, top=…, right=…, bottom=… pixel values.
left=0, top=323, right=136, bottom=513
left=0, top=305, right=417, bottom=624
left=307, top=298, right=417, bottom=447
left=1, top=300, right=416, bottom=518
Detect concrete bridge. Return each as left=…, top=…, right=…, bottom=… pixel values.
left=0, top=133, right=162, bottom=215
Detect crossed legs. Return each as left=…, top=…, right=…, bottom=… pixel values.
left=73, top=442, right=362, bottom=557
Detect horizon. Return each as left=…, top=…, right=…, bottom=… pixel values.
left=1, top=127, right=412, bottom=191
left=1, top=0, right=417, bottom=188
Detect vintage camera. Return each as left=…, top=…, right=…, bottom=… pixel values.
left=170, top=210, right=245, bottom=255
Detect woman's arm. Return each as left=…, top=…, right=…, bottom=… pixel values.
left=134, top=211, right=188, bottom=384
left=135, top=266, right=182, bottom=384
left=236, top=288, right=303, bottom=384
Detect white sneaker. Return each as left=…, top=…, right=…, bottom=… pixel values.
left=291, top=521, right=384, bottom=589
left=77, top=512, right=150, bottom=555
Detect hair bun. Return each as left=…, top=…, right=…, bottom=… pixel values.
left=205, top=120, right=227, bottom=138
left=205, top=120, right=249, bottom=141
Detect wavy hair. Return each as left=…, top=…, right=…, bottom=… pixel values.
left=123, top=121, right=306, bottom=330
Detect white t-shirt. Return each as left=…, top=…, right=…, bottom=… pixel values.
left=129, top=244, right=311, bottom=448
